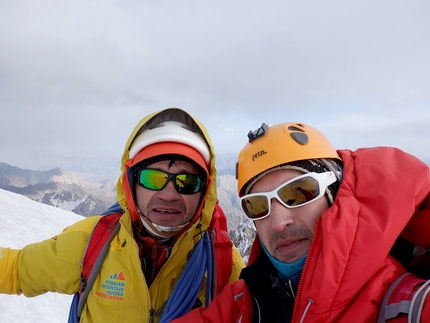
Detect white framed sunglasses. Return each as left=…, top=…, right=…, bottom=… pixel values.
left=239, top=171, right=337, bottom=220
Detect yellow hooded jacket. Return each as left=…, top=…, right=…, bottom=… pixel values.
left=0, top=108, right=245, bottom=322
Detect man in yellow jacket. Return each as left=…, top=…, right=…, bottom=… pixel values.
left=0, top=107, right=245, bottom=323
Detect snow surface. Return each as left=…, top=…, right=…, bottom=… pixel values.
left=0, top=188, right=84, bottom=322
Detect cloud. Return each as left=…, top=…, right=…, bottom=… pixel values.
left=322, top=109, right=430, bottom=162
left=1, top=0, right=429, bottom=169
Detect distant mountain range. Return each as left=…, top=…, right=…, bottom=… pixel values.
left=0, top=162, right=117, bottom=216
left=0, top=157, right=256, bottom=259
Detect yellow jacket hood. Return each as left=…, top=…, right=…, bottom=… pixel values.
left=115, top=107, right=218, bottom=236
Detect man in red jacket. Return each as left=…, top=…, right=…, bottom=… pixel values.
left=172, top=121, right=430, bottom=323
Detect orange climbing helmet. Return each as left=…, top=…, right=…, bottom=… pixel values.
left=236, top=122, right=342, bottom=196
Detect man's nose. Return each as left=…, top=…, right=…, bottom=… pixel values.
left=269, top=198, right=295, bottom=232
left=158, top=179, right=180, bottom=199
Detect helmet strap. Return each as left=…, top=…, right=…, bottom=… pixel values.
left=319, top=158, right=343, bottom=182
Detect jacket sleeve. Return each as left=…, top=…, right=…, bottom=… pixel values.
left=0, top=216, right=99, bottom=296
left=170, top=280, right=254, bottom=323
left=0, top=248, right=20, bottom=294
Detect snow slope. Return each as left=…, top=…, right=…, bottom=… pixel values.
left=0, top=188, right=84, bottom=322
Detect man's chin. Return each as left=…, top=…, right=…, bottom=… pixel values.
left=273, top=243, right=308, bottom=264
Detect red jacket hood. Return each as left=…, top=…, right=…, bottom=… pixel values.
left=248, top=147, right=430, bottom=322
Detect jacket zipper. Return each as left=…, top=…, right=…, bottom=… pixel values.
left=150, top=230, right=195, bottom=319
left=118, top=219, right=154, bottom=323
left=149, top=308, right=155, bottom=323
left=125, top=227, right=152, bottom=323
left=291, top=219, right=320, bottom=322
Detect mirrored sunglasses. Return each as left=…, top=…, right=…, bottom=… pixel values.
left=136, top=169, right=206, bottom=195
left=239, top=171, right=336, bottom=220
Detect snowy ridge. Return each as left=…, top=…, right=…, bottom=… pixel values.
left=0, top=189, right=83, bottom=322
left=45, top=171, right=89, bottom=187
left=0, top=162, right=117, bottom=216
left=50, top=194, right=89, bottom=212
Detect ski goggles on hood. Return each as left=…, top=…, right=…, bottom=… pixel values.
left=239, top=171, right=336, bottom=220
left=136, top=168, right=206, bottom=195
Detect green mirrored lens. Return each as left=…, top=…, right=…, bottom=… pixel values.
left=139, top=169, right=168, bottom=190
left=138, top=169, right=204, bottom=194
left=175, top=174, right=202, bottom=194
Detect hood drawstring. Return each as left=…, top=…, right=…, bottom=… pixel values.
left=298, top=299, right=314, bottom=323
left=288, top=280, right=296, bottom=301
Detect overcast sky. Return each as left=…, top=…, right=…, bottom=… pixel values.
left=1, top=0, right=430, bottom=172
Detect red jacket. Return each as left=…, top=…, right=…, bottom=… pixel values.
left=171, top=147, right=430, bottom=323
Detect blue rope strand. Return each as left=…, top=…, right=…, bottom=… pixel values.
left=158, top=231, right=212, bottom=323
left=67, top=292, right=79, bottom=323
left=204, top=231, right=213, bottom=307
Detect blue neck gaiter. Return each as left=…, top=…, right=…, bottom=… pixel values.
left=260, top=239, right=307, bottom=282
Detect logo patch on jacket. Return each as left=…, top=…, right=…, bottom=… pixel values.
left=94, top=271, right=126, bottom=301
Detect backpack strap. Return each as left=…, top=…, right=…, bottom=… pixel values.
left=409, top=277, right=430, bottom=322
left=377, top=272, right=429, bottom=323
left=378, top=273, right=412, bottom=322
left=68, top=212, right=122, bottom=322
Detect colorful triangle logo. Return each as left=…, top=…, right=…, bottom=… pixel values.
left=117, top=271, right=125, bottom=281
